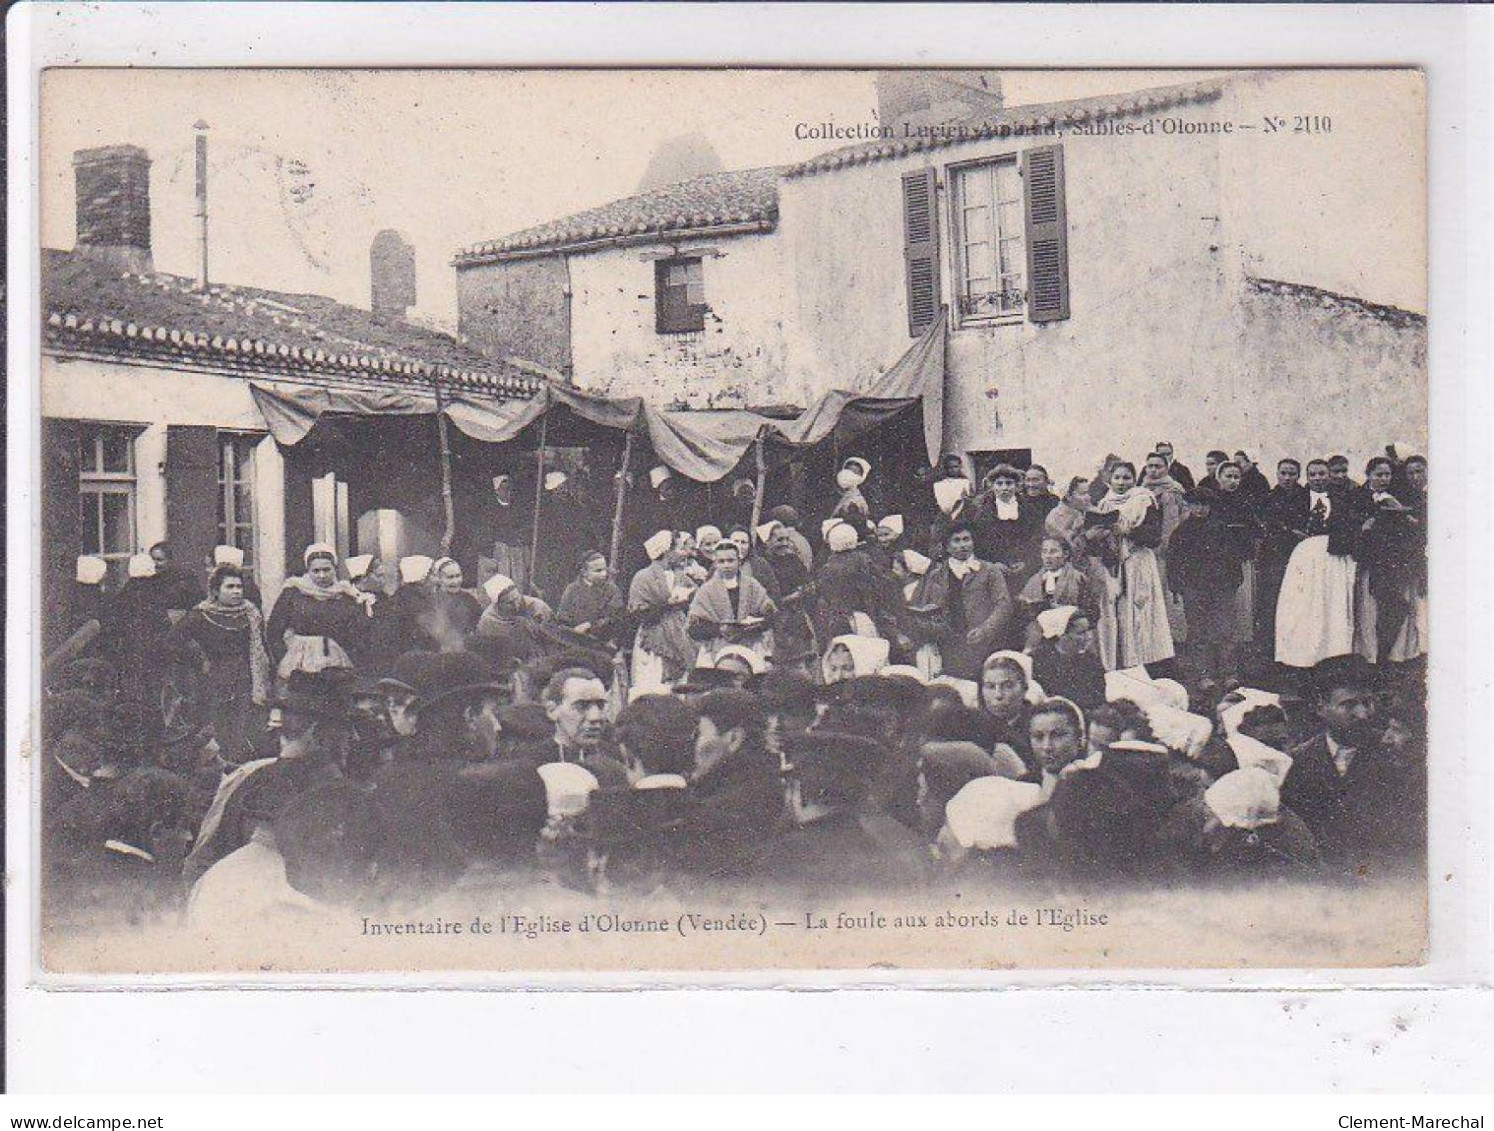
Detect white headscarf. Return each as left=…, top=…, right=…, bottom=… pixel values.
left=1036, top=605, right=1080, bottom=640
left=76, top=555, right=108, bottom=585
left=1204, top=767, right=1281, bottom=829
left=644, top=530, right=673, bottom=562
left=482, top=573, right=516, bottom=603
left=302, top=543, right=337, bottom=568
left=212, top=545, right=245, bottom=568
left=823, top=634, right=889, bottom=681
left=398, top=555, right=434, bottom=584
left=827, top=522, right=860, bottom=552
left=536, top=762, right=600, bottom=820
left=944, top=776, right=1044, bottom=850
left=126, top=552, right=156, bottom=579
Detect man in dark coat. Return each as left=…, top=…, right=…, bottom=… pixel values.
left=906, top=523, right=1016, bottom=679
left=183, top=668, right=354, bottom=884
left=673, top=689, right=786, bottom=882
left=1154, top=442, right=1195, bottom=492
left=1280, top=661, right=1425, bottom=879
left=764, top=727, right=931, bottom=898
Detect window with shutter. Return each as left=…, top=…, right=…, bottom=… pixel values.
left=218, top=432, right=262, bottom=579
left=1022, top=144, right=1070, bottom=323
left=166, top=425, right=223, bottom=584
left=655, top=256, right=707, bottom=334
left=902, top=167, right=942, bottom=337
left=77, top=423, right=140, bottom=560
left=949, top=158, right=1026, bottom=324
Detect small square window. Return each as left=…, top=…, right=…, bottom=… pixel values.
left=656, top=256, right=707, bottom=334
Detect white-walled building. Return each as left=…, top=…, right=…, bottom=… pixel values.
left=41, top=144, right=538, bottom=648
left=455, top=72, right=1426, bottom=483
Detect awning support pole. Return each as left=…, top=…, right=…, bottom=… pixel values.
left=527, top=409, right=550, bottom=595
left=609, top=428, right=634, bottom=574
left=750, top=431, right=767, bottom=534
left=433, top=381, right=456, bottom=556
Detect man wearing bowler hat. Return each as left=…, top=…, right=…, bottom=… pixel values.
left=183, top=667, right=354, bottom=884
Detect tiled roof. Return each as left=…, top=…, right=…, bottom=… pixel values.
left=41, top=248, right=542, bottom=398
left=454, top=166, right=779, bottom=266
left=1247, top=276, right=1426, bottom=327
left=784, top=79, right=1225, bottom=178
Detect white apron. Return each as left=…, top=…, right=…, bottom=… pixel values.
left=1275, top=535, right=1357, bottom=667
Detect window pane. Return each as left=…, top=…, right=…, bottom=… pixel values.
left=99, top=429, right=133, bottom=473
left=101, top=491, right=133, bottom=555
left=79, top=495, right=101, bottom=555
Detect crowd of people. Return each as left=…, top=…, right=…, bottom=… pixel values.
left=42, top=440, right=1429, bottom=930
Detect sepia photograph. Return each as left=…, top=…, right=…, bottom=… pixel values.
left=30, top=64, right=1429, bottom=977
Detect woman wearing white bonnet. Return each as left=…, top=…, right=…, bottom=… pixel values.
left=264, top=542, right=371, bottom=690
left=821, top=634, right=889, bottom=684
left=832, top=456, right=872, bottom=520
left=626, top=530, right=700, bottom=687
left=1194, top=767, right=1324, bottom=881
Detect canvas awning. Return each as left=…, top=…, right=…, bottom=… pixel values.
left=250, top=311, right=946, bottom=480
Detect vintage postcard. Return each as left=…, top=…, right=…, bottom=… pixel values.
left=30, top=66, right=1428, bottom=977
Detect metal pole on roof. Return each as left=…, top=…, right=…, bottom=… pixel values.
left=193, top=121, right=210, bottom=291
left=608, top=428, right=634, bottom=575
left=527, top=406, right=550, bottom=597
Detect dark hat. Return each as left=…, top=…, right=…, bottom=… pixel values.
left=1185, top=486, right=1219, bottom=506
left=757, top=670, right=824, bottom=715
left=767, top=505, right=801, bottom=528
left=43, top=689, right=108, bottom=736
left=497, top=701, right=553, bottom=745
left=377, top=650, right=442, bottom=696
left=676, top=666, right=741, bottom=695
left=1310, top=654, right=1381, bottom=699
left=782, top=728, right=886, bottom=805
left=461, top=632, right=529, bottom=678
left=276, top=668, right=355, bottom=721
left=412, top=651, right=512, bottom=716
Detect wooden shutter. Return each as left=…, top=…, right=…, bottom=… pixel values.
left=41, top=418, right=81, bottom=651
left=165, top=425, right=221, bottom=587
left=282, top=445, right=317, bottom=577
left=902, top=167, right=941, bottom=337
left=1022, top=145, right=1070, bottom=323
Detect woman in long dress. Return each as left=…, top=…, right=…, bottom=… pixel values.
left=173, top=563, right=272, bottom=766
left=1087, top=461, right=1175, bottom=672
left=1275, top=459, right=1359, bottom=669
left=413, top=556, right=485, bottom=652
left=265, top=543, right=374, bottom=690
left=1352, top=456, right=1427, bottom=664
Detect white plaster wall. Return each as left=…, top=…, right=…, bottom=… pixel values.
left=1220, top=70, right=1427, bottom=316
left=43, top=354, right=294, bottom=602
left=133, top=422, right=168, bottom=549
left=777, top=105, right=1237, bottom=484
left=566, top=232, right=795, bottom=408
left=41, top=356, right=270, bottom=428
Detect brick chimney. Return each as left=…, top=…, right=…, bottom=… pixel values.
left=72, top=144, right=153, bottom=274
left=371, top=229, right=417, bottom=319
